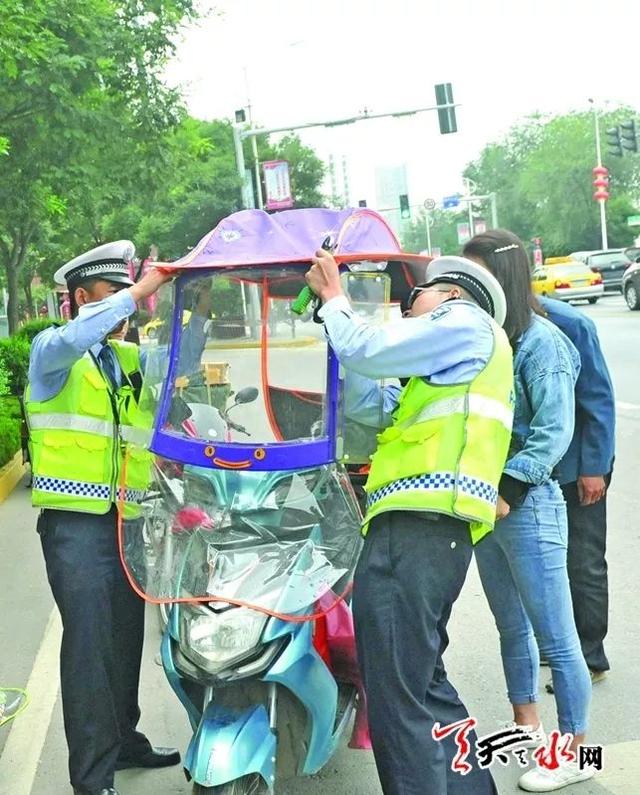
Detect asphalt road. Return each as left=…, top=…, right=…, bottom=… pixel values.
left=1, top=293, right=638, bottom=795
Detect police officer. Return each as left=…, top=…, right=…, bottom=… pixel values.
left=306, top=252, right=514, bottom=795
left=25, top=241, right=178, bottom=795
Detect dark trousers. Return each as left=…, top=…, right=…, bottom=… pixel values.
left=562, top=480, right=610, bottom=672
left=353, top=511, right=498, bottom=795
left=38, top=507, right=151, bottom=793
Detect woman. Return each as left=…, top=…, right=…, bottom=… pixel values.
left=463, top=229, right=593, bottom=792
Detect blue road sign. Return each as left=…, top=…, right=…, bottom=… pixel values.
left=442, top=194, right=461, bottom=209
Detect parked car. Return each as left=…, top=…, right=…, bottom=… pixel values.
left=622, top=259, right=640, bottom=310
left=532, top=260, right=604, bottom=303
left=570, top=249, right=632, bottom=291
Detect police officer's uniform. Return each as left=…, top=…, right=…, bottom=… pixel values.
left=25, top=242, right=179, bottom=795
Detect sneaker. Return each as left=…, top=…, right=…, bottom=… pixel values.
left=518, top=760, right=596, bottom=791
left=502, top=720, right=547, bottom=749
left=546, top=669, right=607, bottom=694
left=0, top=688, right=28, bottom=726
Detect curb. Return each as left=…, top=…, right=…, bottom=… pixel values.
left=0, top=452, right=26, bottom=505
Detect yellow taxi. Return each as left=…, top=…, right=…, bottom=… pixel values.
left=531, top=257, right=604, bottom=304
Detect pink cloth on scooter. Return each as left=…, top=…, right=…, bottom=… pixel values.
left=317, top=592, right=371, bottom=750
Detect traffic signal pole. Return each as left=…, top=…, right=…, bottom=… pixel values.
left=232, top=101, right=459, bottom=209
left=590, top=99, right=609, bottom=249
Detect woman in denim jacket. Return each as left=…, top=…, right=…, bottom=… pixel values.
left=463, top=230, right=593, bottom=793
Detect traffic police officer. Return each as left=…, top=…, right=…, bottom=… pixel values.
left=25, top=241, right=177, bottom=795
left=306, top=252, right=514, bottom=795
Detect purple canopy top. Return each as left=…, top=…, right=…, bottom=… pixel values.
left=168, top=207, right=429, bottom=270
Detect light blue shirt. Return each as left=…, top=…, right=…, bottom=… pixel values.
left=318, top=295, right=495, bottom=428
left=28, top=290, right=136, bottom=402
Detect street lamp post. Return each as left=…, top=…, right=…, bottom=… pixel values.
left=589, top=98, right=609, bottom=250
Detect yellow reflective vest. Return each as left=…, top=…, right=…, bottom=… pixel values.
left=363, top=320, right=514, bottom=544
left=25, top=340, right=153, bottom=517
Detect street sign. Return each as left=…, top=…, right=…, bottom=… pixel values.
left=627, top=215, right=640, bottom=227
left=423, top=198, right=436, bottom=210
left=474, top=218, right=487, bottom=235
left=443, top=194, right=461, bottom=209
left=457, top=222, right=471, bottom=244
left=263, top=160, right=293, bottom=210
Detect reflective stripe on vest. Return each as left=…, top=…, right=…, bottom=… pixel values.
left=32, top=475, right=146, bottom=505
left=28, top=413, right=115, bottom=437
left=367, top=472, right=499, bottom=511
left=400, top=393, right=513, bottom=432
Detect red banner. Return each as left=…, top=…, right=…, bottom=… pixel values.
left=263, top=160, right=293, bottom=210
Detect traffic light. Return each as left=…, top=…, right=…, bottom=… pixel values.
left=620, top=119, right=638, bottom=153
left=605, top=126, right=623, bottom=157
left=358, top=199, right=367, bottom=207
left=399, top=194, right=411, bottom=219
left=235, top=108, right=246, bottom=124
left=435, top=83, right=457, bottom=135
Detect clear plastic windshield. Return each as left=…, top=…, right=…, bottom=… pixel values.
left=337, top=272, right=398, bottom=465
left=139, top=269, right=332, bottom=448
left=118, top=454, right=362, bottom=617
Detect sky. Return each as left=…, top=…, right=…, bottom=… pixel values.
left=166, top=0, right=640, bottom=218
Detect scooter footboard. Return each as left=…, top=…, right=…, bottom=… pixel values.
left=184, top=701, right=276, bottom=790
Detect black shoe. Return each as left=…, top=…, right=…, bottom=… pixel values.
left=115, top=746, right=181, bottom=770
left=73, top=789, right=119, bottom=795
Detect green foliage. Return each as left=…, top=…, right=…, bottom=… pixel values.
left=0, top=356, right=20, bottom=467
left=0, top=414, right=21, bottom=468
left=463, top=110, right=640, bottom=256
left=0, top=0, right=200, bottom=332
left=14, top=318, right=59, bottom=344
left=401, top=208, right=474, bottom=255
left=0, top=336, right=31, bottom=395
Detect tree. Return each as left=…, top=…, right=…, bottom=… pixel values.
left=464, top=110, right=640, bottom=257
left=0, top=0, right=199, bottom=332
left=401, top=208, right=474, bottom=255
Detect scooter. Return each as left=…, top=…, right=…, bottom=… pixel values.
left=155, top=393, right=370, bottom=794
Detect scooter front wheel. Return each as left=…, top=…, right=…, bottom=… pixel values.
left=193, top=774, right=268, bottom=795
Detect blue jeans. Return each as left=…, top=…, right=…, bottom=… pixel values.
left=474, top=481, right=591, bottom=736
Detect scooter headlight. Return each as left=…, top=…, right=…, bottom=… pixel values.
left=184, top=607, right=268, bottom=668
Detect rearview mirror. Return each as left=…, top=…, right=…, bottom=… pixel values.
left=235, top=386, right=259, bottom=405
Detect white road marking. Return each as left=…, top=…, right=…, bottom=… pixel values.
left=616, top=401, right=640, bottom=411
left=0, top=607, right=62, bottom=795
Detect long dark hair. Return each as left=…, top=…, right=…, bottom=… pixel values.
left=463, top=229, right=542, bottom=346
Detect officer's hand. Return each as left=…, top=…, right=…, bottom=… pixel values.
left=130, top=266, right=177, bottom=302
left=577, top=475, right=607, bottom=506
left=305, top=249, right=343, bottom=303
left=496, top=495, right=510, bottom=521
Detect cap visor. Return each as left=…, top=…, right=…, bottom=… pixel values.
left=102, top=273, right=134, bottom=287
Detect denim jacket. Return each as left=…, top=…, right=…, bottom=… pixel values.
left=504, top=314, right=580, bottom=485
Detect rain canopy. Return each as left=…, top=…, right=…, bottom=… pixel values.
left=118, top=208, right=429, bottom=618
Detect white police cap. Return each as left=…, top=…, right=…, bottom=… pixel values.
left=54, top=240, right=135, bottom=288
left=424, top=255, right=507, bottom=327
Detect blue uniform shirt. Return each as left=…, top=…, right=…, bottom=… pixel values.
left=539, top=297, right=615, bottom=483
left=318, top=295, right=495, bottom=428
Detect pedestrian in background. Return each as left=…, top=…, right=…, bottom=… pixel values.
left=539, top=296, right=615, bottom=691
left=463, top=230, right=594, bottom=792
left=25, top=241, right=178, bottom=795
left=306, top=250, right=514, bottom=795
